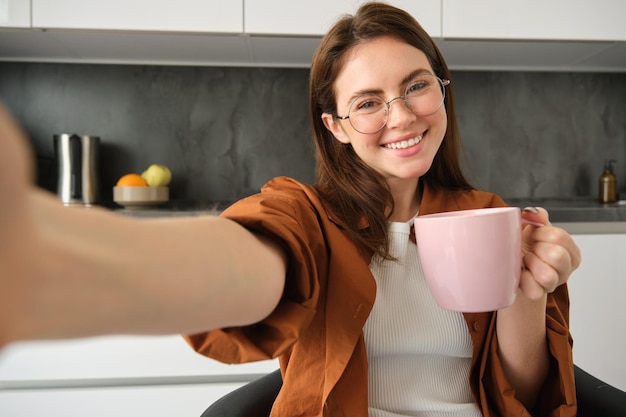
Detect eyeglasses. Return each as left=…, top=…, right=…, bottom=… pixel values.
left=335, top=74, right=450, bottom=134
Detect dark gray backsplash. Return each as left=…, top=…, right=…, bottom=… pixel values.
left=1, top=62, right=624, bottom=206
left=452, top=71, right=626, bottom=201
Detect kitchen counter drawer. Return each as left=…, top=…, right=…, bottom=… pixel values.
left=0, top=382, right=243, bottom=417
left=0, top=335, right=277, bottom=382
left=0, top=336, right=278, bottom=417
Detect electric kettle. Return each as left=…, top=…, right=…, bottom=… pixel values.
left=54, top=134, right=100, bottom=206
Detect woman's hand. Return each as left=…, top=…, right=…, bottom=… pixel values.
left=519, top=207, right=582, bottom=300
left=0, top=103, right=37, bottom=346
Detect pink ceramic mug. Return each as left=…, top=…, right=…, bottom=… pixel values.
left=414, top=207, right=536, bottom=312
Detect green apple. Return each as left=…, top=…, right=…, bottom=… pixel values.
left=141, top=164, right=172, bottom=187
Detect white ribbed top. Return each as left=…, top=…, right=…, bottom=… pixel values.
left=364, top=219, right=481, bottom=417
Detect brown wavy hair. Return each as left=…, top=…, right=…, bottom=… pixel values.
left=310, top=1, right=473, bottom=259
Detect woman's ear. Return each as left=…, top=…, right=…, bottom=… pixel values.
left=321, top=113, right=350, bottom=144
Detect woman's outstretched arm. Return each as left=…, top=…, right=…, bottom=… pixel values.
left=0, top=104, right=286, bottom=347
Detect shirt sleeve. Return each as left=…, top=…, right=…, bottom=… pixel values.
left=184, top=178, right=328, bottom=364
left=479, top=283, right=576, bottom=416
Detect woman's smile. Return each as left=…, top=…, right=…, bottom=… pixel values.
left=382, top=133, right=423, bottom=150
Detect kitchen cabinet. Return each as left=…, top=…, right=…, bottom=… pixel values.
left=0, top=383, right=242, bottom=417
left=437, top=0, right=626, bottom=71
left=243, top=0, right=440, bottom=67
left=568, top=232, right=626, bottom=392
left=0, top=0, right=625, bottom=70
left=0, top=0, right=30, bottom=28
left=31, top=0, right=243, bottom=33
left=245, top=0, right=441, bottom=38
left=442, top=0, right=626, bottom=41
left=0, top=0, right=249, bottom=66
left=0, top=335, right=278, bottom=417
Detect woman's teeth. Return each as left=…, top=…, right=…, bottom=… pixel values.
left=384, top=135, right=423, bottom=149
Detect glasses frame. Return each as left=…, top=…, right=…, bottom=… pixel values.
left=335, top=75, right=451, bottom=134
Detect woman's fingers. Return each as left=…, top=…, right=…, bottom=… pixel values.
left=523, top=248, right=562, bottom=292
left=519, top=267, right=547, bottom=301
left=519, top=207, right=581, bottom=299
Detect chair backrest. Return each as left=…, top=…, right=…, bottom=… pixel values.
left=200, top=366, right=626, bottom=417
left=200, top=370, right=282, bottom=417
left=575, top=365, right=626, bottom=417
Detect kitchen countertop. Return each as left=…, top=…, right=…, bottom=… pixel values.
left=112, top=197, right=626, bottom=235
left=503, top=198, right=626, bottom=222
left=113, top=200, right=230, bottom=217
left=503, top=198, right=626, bottom=234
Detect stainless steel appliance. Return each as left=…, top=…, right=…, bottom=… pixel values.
left=54, top=134, right=100, bottom=206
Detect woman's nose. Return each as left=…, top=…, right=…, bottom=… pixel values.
left=386, top=97, right=417, bottom=129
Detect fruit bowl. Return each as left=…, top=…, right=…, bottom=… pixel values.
left=113, top=186, right=169, bottom=209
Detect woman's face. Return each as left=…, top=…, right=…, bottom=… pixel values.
left=322, top=36, right=447, bottom=188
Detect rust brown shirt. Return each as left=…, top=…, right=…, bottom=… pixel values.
left=185, top=177, right=576, bottom=417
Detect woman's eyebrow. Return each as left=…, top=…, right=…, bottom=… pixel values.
left=342, top=68, right=434, bottom=107
left=401, top=68, right=433, bottom=86
left=344, top=87, right=384, bottom=106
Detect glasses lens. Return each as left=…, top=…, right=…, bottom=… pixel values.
left=404, top=75, right=446, bottom=116
left=347, top=94, right=388, bottom=134
left=344, top=75, right=447, bottom=134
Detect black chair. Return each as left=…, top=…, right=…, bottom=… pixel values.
left=201, top=369, right=282, bottom=417
left=201, top=365, right=626, bottom=417
left=575, top=366, right=626, bottom=416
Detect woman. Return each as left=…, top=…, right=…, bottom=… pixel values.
left=0, top=2, right=580, bottom=416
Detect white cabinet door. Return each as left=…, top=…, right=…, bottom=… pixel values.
left=568, top=233, right=626, bottom=392
left=443, top=0, right=626, bottom=41
left=0, top=383, right=245, bottom=417
left=245, top=0, right=441, bottom=38
left=0, top=0, right=30, bottom=28
left=0, top=336, right=278, bottom=417
left=0, top=335, right=277, bottom=381
left=32, top=0, right=243, bottom=33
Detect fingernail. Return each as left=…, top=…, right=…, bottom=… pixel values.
left=522, top=206, right=539, bottom=214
